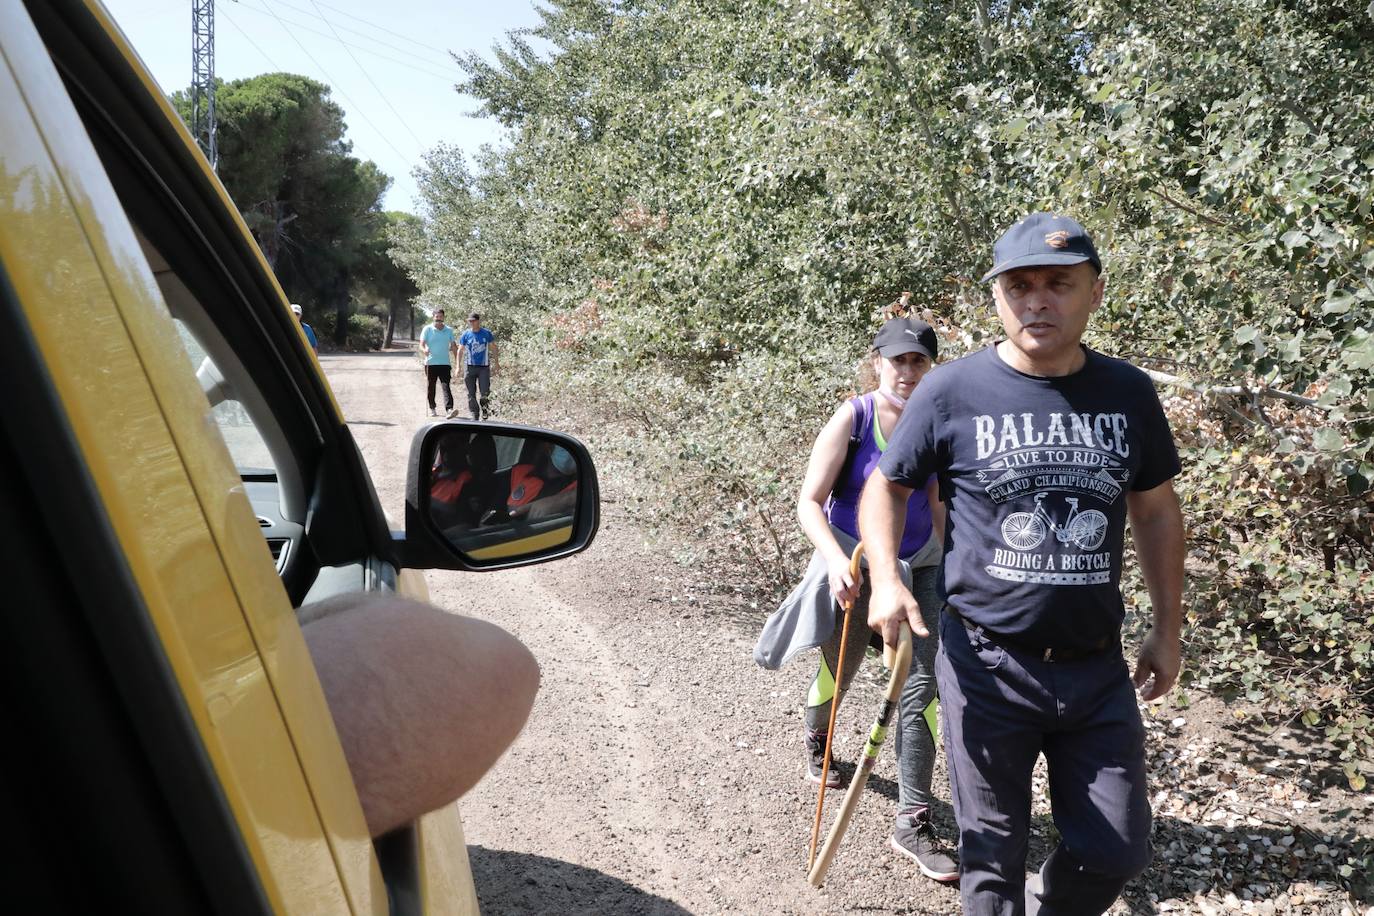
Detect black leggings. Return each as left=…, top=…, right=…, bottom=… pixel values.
left=426, top=365, right=453, bottom=410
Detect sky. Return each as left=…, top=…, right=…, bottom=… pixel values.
left=100, top=0, right=546, bottom=213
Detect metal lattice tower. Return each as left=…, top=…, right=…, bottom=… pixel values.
left=190, top=0, right=217, bottom=170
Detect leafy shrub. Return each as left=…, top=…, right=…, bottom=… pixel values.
left=396, top=0, right=1374, bottom=790
left=345, top=314, right=385, bottom=351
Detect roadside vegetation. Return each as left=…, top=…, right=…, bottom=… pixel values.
left=173, top=73, right=420, bottom=348
left=390, top=0, right=1373, bottom=831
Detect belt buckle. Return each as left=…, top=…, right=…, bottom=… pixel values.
left=1043, top=647, right=1056, bottom=663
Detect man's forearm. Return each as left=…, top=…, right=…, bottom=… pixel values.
left=1135, top=509, right=1184, bottom=637
left=858, top=472, right=913, bottom=584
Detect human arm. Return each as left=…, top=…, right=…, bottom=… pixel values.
left=488, top=337, right=499, bottom=375
left=1126, top=479, right=1185, bottom=701
left=858, top=470, right=928, bottom=645
left=300, top=594, right=539, bottom=836
left=796, top=402, right=862, bottom=604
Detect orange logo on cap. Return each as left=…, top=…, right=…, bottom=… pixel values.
left=1045, top=230, right=1070, bottom=248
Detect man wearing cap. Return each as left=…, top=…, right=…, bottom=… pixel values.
left=859, top=213, right=1184, bottom=914
left=291, top=303, right=318, bottom=355
left=458, top=312, right=498, bottom=421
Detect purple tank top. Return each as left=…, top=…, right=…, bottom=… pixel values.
left=826, top=393, right=933, bottom=558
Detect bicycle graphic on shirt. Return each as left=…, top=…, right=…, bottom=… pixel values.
left=1000, top=493, right=1107, bottom=551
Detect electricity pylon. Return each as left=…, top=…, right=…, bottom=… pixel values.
left=190, top=0, right=217, bottom=170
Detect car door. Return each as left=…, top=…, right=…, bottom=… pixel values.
left=2, top=1, right=478, bottom=912
left=0, top=2, right=368, bottom=910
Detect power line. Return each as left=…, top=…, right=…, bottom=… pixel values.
left=231, top=0, right=463, bottom=83
left=269, top=0, right=458, bottom=73
left=221, top=6, right=283, bottom=71
left=298, top=0, right=456, bottom=60
left=255, top=0, right=417, bottom=165
left=306, top=0, right=425, bottom=149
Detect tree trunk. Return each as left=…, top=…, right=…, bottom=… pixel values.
left=384, top=296, right=398, bottom=349
left=332, top=273, right=350, bottom=347
left=255, top=201, right=296, bottom=271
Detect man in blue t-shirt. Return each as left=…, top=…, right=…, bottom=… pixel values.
left=459, top=312, right=498, bottom=421
left=291, top=303, right=318, bottom=355
left=860, top=213, right=1184, bottom=915
left=420, top=309, right=458, bottom=417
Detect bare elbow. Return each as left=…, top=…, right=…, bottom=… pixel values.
left=860, top=468, right=905, bottom=502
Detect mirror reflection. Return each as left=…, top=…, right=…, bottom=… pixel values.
left=428, top=430, right=579, bottom=559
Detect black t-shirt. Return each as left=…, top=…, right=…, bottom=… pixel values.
left=878, top=345, right=1181, bottom=650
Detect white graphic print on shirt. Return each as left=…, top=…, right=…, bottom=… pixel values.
left=972, top=412, right=1132, bottom=587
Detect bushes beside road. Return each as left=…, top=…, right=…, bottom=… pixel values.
left=393, top=0, right=1374, bottom=805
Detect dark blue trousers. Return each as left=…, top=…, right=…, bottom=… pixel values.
left=936, top=611, right=1152, bottom=916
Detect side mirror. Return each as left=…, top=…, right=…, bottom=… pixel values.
left=400, top=421, right=600, bottom=571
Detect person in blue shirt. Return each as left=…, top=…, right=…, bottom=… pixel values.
left=291, top=303, right=318, bottom=355
left=459, top=312, right=499, bottom=420
left=420, top=309, right=458, bottom=417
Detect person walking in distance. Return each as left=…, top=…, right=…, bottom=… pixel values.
left=459, top=312, right=498, bottom=420
left=754, top=311, right=958, bottom=883
left=420, top=309, right=458, bottom=417
left=291, top=303, right=318, bottom=356
left=860, top=213, right=1185, bottom=915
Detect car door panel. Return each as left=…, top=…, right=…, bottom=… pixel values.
left=0, top=3, right=376, bottom=911
left=12, top=2, right=493, bottom=912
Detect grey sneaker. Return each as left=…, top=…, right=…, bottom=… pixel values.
left=446, top=408, right=462, bottom=419
left=890, top=807, right=959, bottom=882
left=428, top=407, right=438, bottom=417
left=805, top=731, right=842, bottom=788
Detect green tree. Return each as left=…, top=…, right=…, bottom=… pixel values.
left=174, top=73, right=391, bottom=344
left=394, top=0, right=1374, bottom=793
left=355, top=211, right=421, bottom=347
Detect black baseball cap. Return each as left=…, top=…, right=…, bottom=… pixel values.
left=468, top=312, right=481, bottom=321
left=872, top=318, right=937, bottom=361
left=981, top=212, right=1102, bottom=282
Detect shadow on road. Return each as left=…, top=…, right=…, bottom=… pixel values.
left=470, top=846, right=691, bottom=915
left=319, top=347, right=418, bottom=359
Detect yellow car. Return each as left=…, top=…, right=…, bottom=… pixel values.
left=0, top=1, right=598, bottom=911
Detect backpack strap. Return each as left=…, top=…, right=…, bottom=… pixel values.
left=830, top=393, right=873, bottom=503
left=848, top=392, right=873, bottom=447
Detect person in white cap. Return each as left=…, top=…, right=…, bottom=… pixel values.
left=291, top=303, right=318, bottom=355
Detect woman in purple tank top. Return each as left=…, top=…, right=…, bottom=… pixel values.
left=791, top=313, right=960, bottom=882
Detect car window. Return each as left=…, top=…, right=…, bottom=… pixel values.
left=175, top=320, right=276, bottom=476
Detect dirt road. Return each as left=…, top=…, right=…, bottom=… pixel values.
left=323, top=347, right=962, bottom=915
left=323, top=348, right=1369, bottom=916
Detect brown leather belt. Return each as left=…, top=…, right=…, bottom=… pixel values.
left=945, top=607, right=1115, bottom=663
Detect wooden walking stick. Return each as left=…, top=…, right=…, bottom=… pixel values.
left=806, top=543, right=865, bottom=872
left=807, top=616, right=913, bottom=887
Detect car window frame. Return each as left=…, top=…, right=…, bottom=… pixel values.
left=34, top=0, right=397, bottom=571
